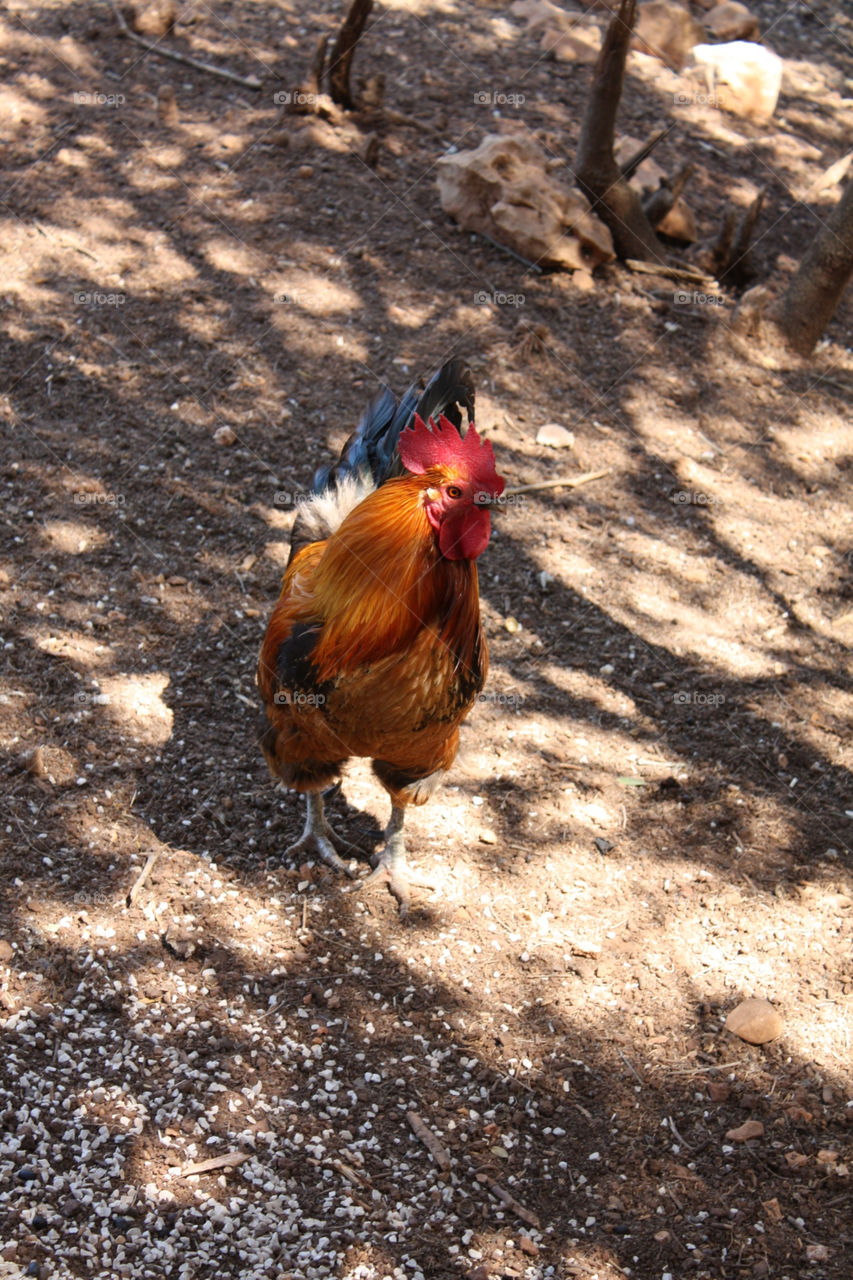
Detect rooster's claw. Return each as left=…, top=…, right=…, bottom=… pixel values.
left=349, top=855, right=411, bottom=917
left=285, top=831, right=357, bottom=878
left=285, top=792, right=358, bottom=878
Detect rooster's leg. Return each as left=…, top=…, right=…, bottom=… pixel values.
left=285, top=791, right=357, bottom=878
left=355, top=804, right=411, bottom=916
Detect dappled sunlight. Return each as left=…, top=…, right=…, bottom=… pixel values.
left=54, top=144, right=91, bottom=171
left=202, top=236, right=261, bottom=277
left=99, top=672, right=174, bottom=746
left=1, top=1, right=851, bottom=1276
left=33, top=628, right=115, bottom=668
left=263, top=269, right=363, bottom=317
left=40, top=518, right=110, bottom=554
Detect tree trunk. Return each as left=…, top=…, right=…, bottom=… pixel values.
left=328, top=0, right=374, bottom=110
left=768, top=177, right=853, bottom=354
left=574, top=0, right=666, bottom=263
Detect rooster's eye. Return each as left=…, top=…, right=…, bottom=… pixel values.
left=446, top=484, right=463, bottom=499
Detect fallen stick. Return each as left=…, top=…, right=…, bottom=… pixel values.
left=126, top=849, right=162, bottom=907
left=502, top=467, right=611, bottom=497
left=625, top=258, right=717, bottom=285
left=181, top=1152, right=249, bottom=1177
left=407, top=1111, right=451, bottom=1170
left=108, top=1, right=263, bottom=90
left=803, top=149, right=853, bottom=201
left=483, top=1175, right=541, bottom=1227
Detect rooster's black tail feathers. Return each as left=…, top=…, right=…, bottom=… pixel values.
left=314, top=358, right=476, bottom=494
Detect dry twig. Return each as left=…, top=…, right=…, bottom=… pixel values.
left=108, top=1, right=263, bottom=89
left=503, top=468, right=611, bottom=497
left=181, top=1152, right=249, bottom=1176
left=625, top=259, right=716, bottom=284
left=407, top=1111, right=451, bottom=1170
left=483, top=1176, right=541, bottom=1227
left=126, top=849, right=162, bottom=907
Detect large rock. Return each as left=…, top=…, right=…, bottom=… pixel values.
left=633, top=1, right=705, bottom=71
left=437, top=134, right=615, bottom=272
left=705, top=1, right=759, bottom=40
left=691, top=41, right=783, bottom=123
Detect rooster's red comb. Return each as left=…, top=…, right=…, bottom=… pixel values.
left=399, top=413, right=505, bottom=496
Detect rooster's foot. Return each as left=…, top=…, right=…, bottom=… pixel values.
left=286, top=792, right=358, bottom=879
left=348, top=806, right=411, bottom=916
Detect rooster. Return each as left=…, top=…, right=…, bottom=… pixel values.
left=256, top=359, right=505, bottom=913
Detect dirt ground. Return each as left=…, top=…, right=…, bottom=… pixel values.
left=1, top=1, right=851, bottom=1278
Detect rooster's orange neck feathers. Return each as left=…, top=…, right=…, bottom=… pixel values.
left=310, top=476, right=480, bottom=682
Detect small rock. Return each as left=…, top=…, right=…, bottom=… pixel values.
left=761, top=1196, right=783, bottom=1222
left=633, top=1, right=705, bottom=70
left=213, top=425, right=237, bottom=446
left=816, top=1149, right=838, bottom=1167
left=594, top=837, right=614, bottom=856
left=784, top=1150, right=808, bottom=1169
left=504, top=616, right=521, bottom=634
left=725, top=1119, right=764, bottom=1142
left=542, top=24, right=600, bottom=63
left=157, top=84, right=179, bottom=127
left=725, top=997, right=783, bottom=1044
left=707, top=1081, right=730, bottom=1102
left=704, top=1, right=758, bottom=40
left=163, top=926, right=196, bottom=959
left=297, top=164, right=314, bottom=179
left=518, top=1235, right=539, bottom=1257
left=479, top=830, right=498, bottom=845
left=657, top=198, right=697, bottom=243
left=805, top=1245, right=830, bottom=1264
left=572, top=268, right=596, bottom=291
left=536, top=423, right=575, bottom=449
left=133, top=0, right=176, bottom=38
left=0, top=939, right=13, bottom=962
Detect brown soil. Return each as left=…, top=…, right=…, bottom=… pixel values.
left=1, top=2, right=851, bottom=1279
